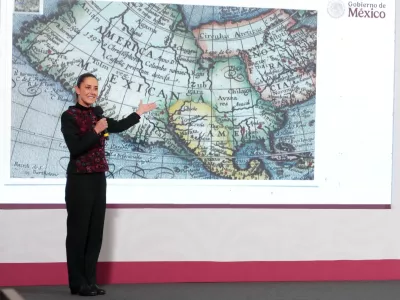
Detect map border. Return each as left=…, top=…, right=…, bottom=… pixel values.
left=4, top=0, right=320, bottom=188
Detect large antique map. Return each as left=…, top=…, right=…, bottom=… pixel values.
left=11, top=0, right=317, bottom=180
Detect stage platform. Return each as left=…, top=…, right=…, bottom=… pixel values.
left=3, top=281, right=400, bottom=300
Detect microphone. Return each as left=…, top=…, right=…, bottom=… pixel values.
left=93, top=106, right=109, bottom=140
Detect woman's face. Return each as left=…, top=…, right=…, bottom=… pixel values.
left=75, top=76, right=98, bottom=107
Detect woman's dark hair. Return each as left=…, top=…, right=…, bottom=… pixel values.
left=75, top=73, right=98, bottom=101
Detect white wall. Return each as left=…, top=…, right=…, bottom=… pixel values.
left=1, top=0, right=400, bottom=263
left=2, top=207, right=400, bottom=263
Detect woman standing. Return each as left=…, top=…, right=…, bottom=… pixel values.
left=61, top=73, right=156, bottom=296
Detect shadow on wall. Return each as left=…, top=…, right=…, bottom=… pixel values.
left=97, top=208, right=117, bottom=285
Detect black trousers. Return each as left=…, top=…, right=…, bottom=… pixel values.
left=65, top=172, right=107, bottom=289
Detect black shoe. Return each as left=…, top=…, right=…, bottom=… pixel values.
left=70, top=284, right=97, bottom=296
left=90, top=284, right=106, bottom=295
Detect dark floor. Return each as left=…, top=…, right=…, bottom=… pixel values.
left=3, top=281, right=400, bottom=300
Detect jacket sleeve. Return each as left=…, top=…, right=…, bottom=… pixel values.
left=107, top=112, right=141, bottom=133
left=60, top=111, right=100, bottom=158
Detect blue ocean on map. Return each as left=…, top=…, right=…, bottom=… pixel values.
left=12, top=2, right=317, bottom=32
left=179, top=5, right=271, bottom=29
